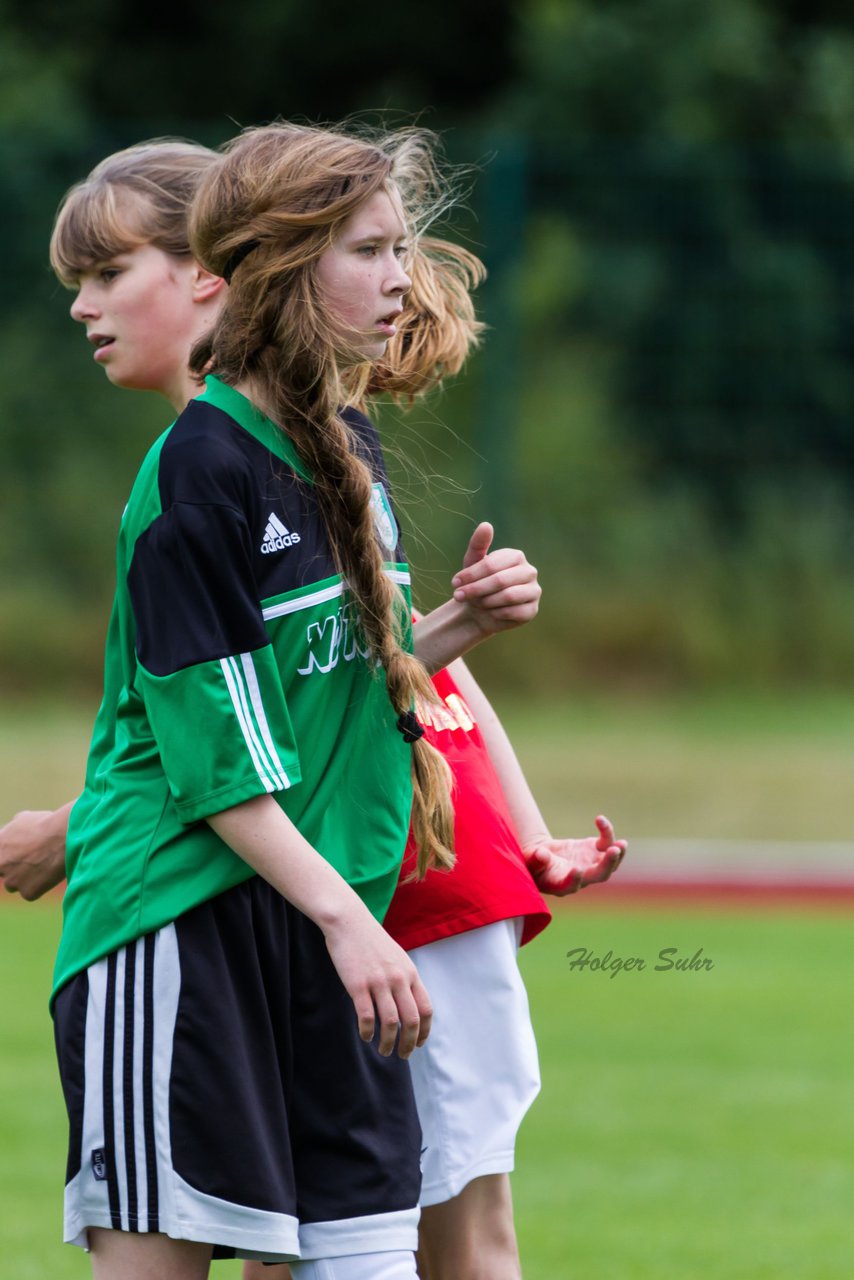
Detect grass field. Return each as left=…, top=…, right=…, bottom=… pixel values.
left=1, top=694, right=852, bottom=1277
left=1, top=901, right=851, bottom=1279
left=515, top=904, right=854, bottom=1279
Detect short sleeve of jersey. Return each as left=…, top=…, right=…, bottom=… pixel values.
left=129, top=498, right=301, bottom=825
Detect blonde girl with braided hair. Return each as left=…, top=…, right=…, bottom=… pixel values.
left=205, top=124, right=626, bottom=1280
left=188, top=122, right=497, bottom=874
left=48, top=123, right=547, bottom=1280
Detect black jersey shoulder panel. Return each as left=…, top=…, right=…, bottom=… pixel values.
left=157, top=399, right=276, bottom=512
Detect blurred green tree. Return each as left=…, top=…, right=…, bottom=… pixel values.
left=5, top=0, right=854, bottom=690
left=494, top=0, right=854, bottom=518
left=4, top=0, right=518, bottom=126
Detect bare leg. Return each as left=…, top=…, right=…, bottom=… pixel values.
left=89, top=1228, right=212, bottom=1280
left=244, top=1265, right=292, bottom=1280
left=416, top=1174, right=522, bottom=1280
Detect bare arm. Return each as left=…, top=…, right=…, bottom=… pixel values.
left=0, top=800, right=73, bottom=899
left=447, top=660, right=626, bottom=895
left=413, top=522, right=541, bottom=674
left=207, top=795, right=431, bottom=1057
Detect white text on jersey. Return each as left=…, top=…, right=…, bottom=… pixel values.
left=298, top=605, right=370, bottom=675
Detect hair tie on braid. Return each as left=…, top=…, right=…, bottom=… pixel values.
left=222, top=238, right=259, bottom=283
left=396, top=711, right=424, bottom=743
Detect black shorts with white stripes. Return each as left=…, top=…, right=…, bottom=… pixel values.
left=53, top=877, right=422, bottom=1263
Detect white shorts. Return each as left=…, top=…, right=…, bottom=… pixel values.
left=407, top=918, right=540, bottom=1207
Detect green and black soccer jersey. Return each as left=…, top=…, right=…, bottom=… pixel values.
left=53, top=377, right=413, bottom=1002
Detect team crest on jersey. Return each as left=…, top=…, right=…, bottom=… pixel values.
left=370, top=483, right=398, bottom=554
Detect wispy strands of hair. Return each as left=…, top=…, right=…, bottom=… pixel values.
left=382, top=129, right=464, bottom=240
left=368, top=237, right=487, bottom=401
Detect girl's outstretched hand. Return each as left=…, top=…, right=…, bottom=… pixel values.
left=450, top=521, right=541, bottom=634
left=524, top=816, right=627, bottom=897
left=322, top=910, right=433, bottom=1058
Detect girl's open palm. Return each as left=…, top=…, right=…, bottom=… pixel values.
left=525, top=816, right=627, bottom=896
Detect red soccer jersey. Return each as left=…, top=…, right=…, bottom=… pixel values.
left=382, top=667, right=552, bottom=952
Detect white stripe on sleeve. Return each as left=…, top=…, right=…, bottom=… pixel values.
left=219, top=656, right=277, bottom=793
left=239, top=652, right=291, bottom=790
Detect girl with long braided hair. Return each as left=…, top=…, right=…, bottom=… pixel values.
left=49, top=123, right=546, bottom=1280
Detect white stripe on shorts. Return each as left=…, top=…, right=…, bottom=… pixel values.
left=65, top=928, right=181, bottom=1245
left=64, top=926, right=300, bottom=1258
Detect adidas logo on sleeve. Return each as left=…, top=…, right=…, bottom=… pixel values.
left=261, top=512, right=301, bottom=554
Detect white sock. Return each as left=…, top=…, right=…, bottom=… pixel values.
left=290, top=1250, right=418, bottom=1280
